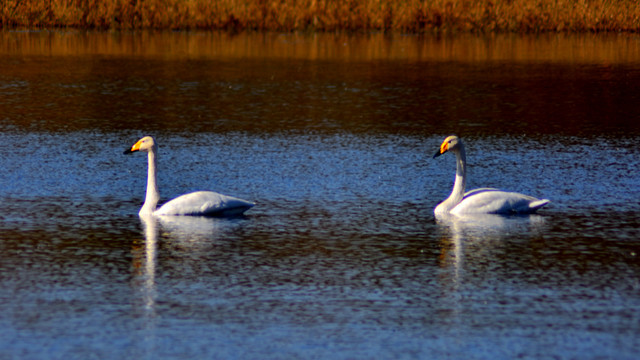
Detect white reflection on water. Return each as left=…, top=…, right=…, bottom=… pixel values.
left=436, top=213, right=548, bottom=234
left=138, top=215, right=158, bottom=315
left=134, top=214, right=229, bottom=315
left=134, top=215, right=161, bottom=358
left=133, top=214, right=229, bottom=357
left=434, top=213, right=551, bottom=340
left=436, top=213, right=548, bottom=287
left=157, top=215, right=226, bottom=243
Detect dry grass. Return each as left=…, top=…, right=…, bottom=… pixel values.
left=1, top=0, right=639, bottom=32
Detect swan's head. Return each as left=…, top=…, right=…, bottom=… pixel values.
left=433, top=135, right=461, bottom=158
left=124, top=136, right=156, bottom=154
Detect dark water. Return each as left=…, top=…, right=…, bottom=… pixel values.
left=1, top=31, right=640, bottom=359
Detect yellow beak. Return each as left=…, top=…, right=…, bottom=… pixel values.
left=433, top=141, right=449, bottom=158
left=123, top=139, right=143, bottom=155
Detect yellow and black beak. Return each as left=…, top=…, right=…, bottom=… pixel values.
left=123, top=139, right=143, bottom=155
left=433, top=141, right=449, bottom=159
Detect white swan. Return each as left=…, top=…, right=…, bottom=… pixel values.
left=124, top=136, right=254, bottom=217
left=433, top=135, right=549, bottom=216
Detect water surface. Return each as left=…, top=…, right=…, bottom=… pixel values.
left=1, top=31, right=639, bottom=359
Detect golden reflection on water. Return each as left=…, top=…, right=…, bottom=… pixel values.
left=1, top=31, right=640, bottom=63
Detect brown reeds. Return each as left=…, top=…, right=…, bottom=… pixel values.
left=1, top=0, right=639, bottom=32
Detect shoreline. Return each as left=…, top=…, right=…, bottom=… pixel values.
left=1, top=0, right=639, bottom=33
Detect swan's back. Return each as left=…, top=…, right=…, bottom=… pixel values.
left=155, top=191, right=255, bottom=217
left=451, top=188, right=549, bottom=215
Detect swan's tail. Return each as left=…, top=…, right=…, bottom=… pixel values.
left=529, top=199, right=550, bottom=212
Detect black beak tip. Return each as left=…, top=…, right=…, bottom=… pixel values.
left=123, top=149, right=133, bottom=155
left=433, top=151, right=442, bottom=159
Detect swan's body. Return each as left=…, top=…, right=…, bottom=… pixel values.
left=124, top=136, right=254, bottom=217
left=433, top=135, right=549, bottom=216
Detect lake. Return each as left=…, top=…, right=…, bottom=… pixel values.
left=1, top=31, right=639, bottom=359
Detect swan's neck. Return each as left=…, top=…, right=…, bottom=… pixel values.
left=451, top=145, right=467, bottom=203
left=140, top=146, right=160, bottom=216
left=436, top=144, right=467, bottom=214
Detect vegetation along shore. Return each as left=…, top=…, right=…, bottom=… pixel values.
left=2, top=0, right=640, bottom=32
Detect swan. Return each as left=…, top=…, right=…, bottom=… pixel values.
left=433, top=135, right=549, bottom=216
left=124, top=136, right=254, bottom=217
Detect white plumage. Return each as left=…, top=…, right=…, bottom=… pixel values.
left=124, top=136, right=254, bottom=217
left=154, top=191, right=253, bottom=217
left=433, top=135, right=549, bottom=216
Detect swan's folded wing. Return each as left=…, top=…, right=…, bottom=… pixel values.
left=453, top=189, right=549, bottom=215
left=155, top=191, right=255, bottom=217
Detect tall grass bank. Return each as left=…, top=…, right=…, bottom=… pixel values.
left=2, top=0, right=640, bottom=32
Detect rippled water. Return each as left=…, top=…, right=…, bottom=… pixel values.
left=1, top=31, right=640, bottom=359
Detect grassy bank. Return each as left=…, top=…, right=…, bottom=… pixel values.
left=1, top=0, right=639, bottom=33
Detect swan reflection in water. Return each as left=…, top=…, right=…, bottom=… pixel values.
left=132, top=215, right=160, bottom=316
left=156, top=215, right=228, bottom=244
left=436, top=213, right=548, bottom=285
left=434, top=213, right=549, bottom=323
left=132, top=214, right=231, bottom=316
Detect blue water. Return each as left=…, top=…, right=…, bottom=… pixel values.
left=1, top=32, right=640, bottom=359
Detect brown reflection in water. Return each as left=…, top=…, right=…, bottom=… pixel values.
left=2, top=32, right=640, bottom=63
left=1, top=31, right=639, bottom=137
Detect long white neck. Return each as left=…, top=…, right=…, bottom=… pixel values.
left=435, top=143, right=467, bottom=214
left=140, top=146, right=160, bottom=216
left=451, top=144, right=467, bottom=203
